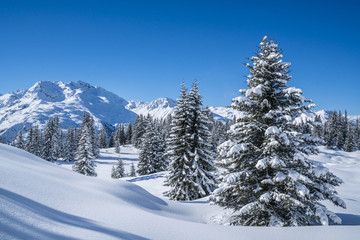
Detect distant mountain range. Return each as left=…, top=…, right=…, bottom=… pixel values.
left=0, top=81, right=238, bottom=141
left=0, top=80, right=357, bottom=141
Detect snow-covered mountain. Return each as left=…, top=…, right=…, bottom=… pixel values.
left=0, top=80, right=240, bottom=142
left=126, top=97, right=176, bottom=119
left=125, top=98, right=242, bottom=122
left=0, top=81, right=137, bottom=141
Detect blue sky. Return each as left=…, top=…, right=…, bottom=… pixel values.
left=1, top=0, right=359, bottom=114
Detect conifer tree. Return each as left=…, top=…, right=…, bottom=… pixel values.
left=42, top=118, right=55, bottom=161
left=126, top=122, right=133, bottom=144
left=65, top=126, right=77, bottom=162
left=131, top=115, right=146, bottom=148
left=99, top=129, right=107, bottom=149
left=129, top=163, right=136, bottom=177
left=25, top=126, right=34, bottom=153
left=336, top=111, right=345, bottom=149
left=325, top=111, right=338, bottom=148
left=33, top=126, right=42, bottom=157
left=344, top=123, right=355, bottom=152
left=111, top=157, right=125, bottom=178
left=51, top=117, right=61, bottom=160
left=137, top=121, right=167, bottom=175
left=73, top=113, right=97, bottom=176
left=15, top=130, right=25, bottom=149
left=354, top=119, right=360, bottom=149
left=211, top=36, right=345, bottom=226
left=311, top=115, right=323, bottom=139
left=164, top=81, right=216, bottom=201
left=108, top=132, right=115, bottom=148
left=119, top=123, right=126, bottom=145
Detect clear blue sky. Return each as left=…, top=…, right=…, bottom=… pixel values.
left=1, top=0, right=359, bottom=114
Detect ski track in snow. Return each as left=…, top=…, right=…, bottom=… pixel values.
left=1, top=144, right=360, bottom=239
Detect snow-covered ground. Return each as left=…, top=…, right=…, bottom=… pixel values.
left=1, top=144, right=360, bottom=240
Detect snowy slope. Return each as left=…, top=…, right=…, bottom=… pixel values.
left=1, top=143, right=360, bottom=239
left=0, top=81, right=137, bottom=141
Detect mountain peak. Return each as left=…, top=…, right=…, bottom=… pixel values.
left=126, top=97, right=176, bottom=119
left=0, top=81, right=137, bottom=141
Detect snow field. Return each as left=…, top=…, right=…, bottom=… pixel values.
left=1, top=143, right=360, bottom=239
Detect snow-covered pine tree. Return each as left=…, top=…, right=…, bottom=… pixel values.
left=354, top=119, right=360, bottom=149
left=32, top=125, right=42, bottom=157
left=324, top=111, right=338, bottom=148
left=336, top=111, right=345, bottom=149
left=65, top=126, right=77, bottom=162
left=25, top=126, right=34, bottom=153
left=130, top=163, right=136, bottom=177
left=137, top=121, right=167, bottom=175
left=73, top=113, right=97, bottom=176
left=15, top=130, right=25, bottom=149
left=51, top=117, right=62, bottom=161
left=126, top=122, right=133, bottom=144
left=211, top=36, right=345, bottom=226
left=131, top=115, right=146, bottom=148
left=311, top=115, right=323, bottom=139
left=164, top=81, right=216, bottom=201
left=111, top=157, right=125, bottom=178
left=108, top=132, right=115, bottom=148
left=42, top=118, right=55, bottom=161
left=99, top=128, right=107, bottom=149
left=119, top=123, right=126, bottom=145
left=344, top=122, right=355, bottom=152
left=89, top=115, right=99, bottom=158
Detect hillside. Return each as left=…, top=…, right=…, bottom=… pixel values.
left=1, top=144, right=360, bottom=239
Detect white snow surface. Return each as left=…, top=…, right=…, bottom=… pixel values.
left=1, top=144, right=360, bottom=239
left=0, top=81, right=137, bottom=141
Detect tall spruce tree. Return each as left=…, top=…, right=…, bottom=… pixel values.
left=164, top=81, right=216, bottom=201
left=137, top=121, right=167, bottom=175
left=344, top=123, right=355, bottom=152
left=25, top=126, right=34, bottom=153
left=65, top=126, right=77, bottom=162
left=126, top=122, right=133, bottom=144
left=211, top=36, right=345, bottom=226
left=33, top=126, right=42, bottom=157
left=42, top=118, right=55, bottom=161
left=131, top=115, right=146, bottom=148
left=355, top=119, right=360, bottom=149
left=99, top=128, right=108, bottom=149
left=73, top=113, right=97, bottom=176
left=15, top=130, right=25, bottom=149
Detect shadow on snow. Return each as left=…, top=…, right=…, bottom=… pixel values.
left=127, top=173, right=166, bottom=183
left=0, top=188, right=149, bottom=240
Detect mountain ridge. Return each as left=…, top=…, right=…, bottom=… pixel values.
left=0, top=80, right=358, bottom=141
